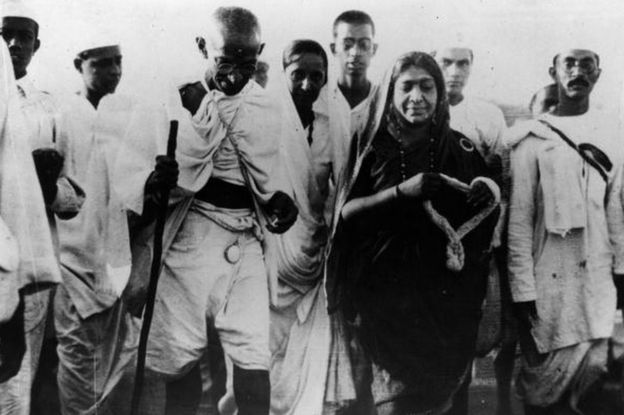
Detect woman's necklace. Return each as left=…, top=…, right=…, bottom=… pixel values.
left=392, top=121, right=436, bottom=181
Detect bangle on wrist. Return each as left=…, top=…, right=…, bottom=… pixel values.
left=395, top=184, right=405, bottom=200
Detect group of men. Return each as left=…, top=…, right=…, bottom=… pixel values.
left=0, top=1, right=622, bottom=415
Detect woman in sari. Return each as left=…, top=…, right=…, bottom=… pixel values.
left=325, top=51, right=500, bottom=415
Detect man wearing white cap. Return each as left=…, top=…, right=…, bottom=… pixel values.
left=0, top=37, right=60, bottom=413
left=0, top=2, right=84, bottom=414
left=53, top=38, right=138, bottom=414
left=508, top=49, right=624, bottom=414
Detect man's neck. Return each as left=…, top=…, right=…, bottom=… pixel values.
left=82, top=87, right=106, bottom=109
left=295, top=103, right=314, bottom=129
left=337, top=73, right=371, bottom=109
left=448, top=92, right=464, bottom=107
left=553, top=96, right=590, bottom=117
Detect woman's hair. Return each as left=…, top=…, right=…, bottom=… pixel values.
left=282, top=39, right=329, bottom=76
left=386, top=51, right=450, bottom=133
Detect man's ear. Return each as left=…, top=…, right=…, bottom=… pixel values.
left=594, top=67, right=602, bottom=82
left=548, top=67, right=557, bottom=82
left=73, top=58, right=83, bottom=73
left=257, top=43, right=265, bottom=56
left=372, top=43, right=378, bottom=56
left=33, top=38, right=40, bottom=53
left=329, top=43, right=336, bottom=55
left=196, top=36, right=208, bottom=59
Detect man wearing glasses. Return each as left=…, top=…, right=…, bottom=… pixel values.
left=328, top=10, right=378, bottom=172
left=116, top=6, right=297, bottom=415
left=508, top=49, right=624, bottom=414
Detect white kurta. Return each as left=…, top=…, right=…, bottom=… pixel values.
left=0, top=44, right=57, bottom=322
left=57, top=93, right=135, bottom=318
left=508, top=109, right=624, bottom=353
left=449, top=96, right=506, bottom=162
left=327, top=81, right=377, bottom=177
left=16, top=76, right=84, bottom=238
left=0, top=60, right=67, bottom=415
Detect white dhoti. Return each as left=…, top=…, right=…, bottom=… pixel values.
left=0, top=289, right=49, bottom=415
left=54, top=284, right=138, bottom=415
left=517, top=339, right=610, bottom=410
left=147, top=200, right=270, bottom=377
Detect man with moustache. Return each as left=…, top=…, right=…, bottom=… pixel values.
left=508, top=49, right=624, bottom=414
left=54, top=38, right=139, bottom=415
left=115, top=7, right=297, bottom=415
left=0, top=2, right=84, bottom=413
left=329, top=10, right=378, bottom=171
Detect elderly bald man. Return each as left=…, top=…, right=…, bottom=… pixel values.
left=114, top=6, right=297, bottom=415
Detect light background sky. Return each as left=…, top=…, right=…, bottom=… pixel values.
left=23, top=0, right=624, bottom=115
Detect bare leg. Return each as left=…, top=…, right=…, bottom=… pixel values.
left=494, top=340, right=517, bottom=415
left=166, top=364, right=202, bottom=415
left=233, top=365, right=270, bottom=415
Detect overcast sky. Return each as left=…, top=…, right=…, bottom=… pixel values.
left=24, top=0, right=624, bottom=114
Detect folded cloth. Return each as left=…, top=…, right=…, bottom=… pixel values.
left=0, top=217, right=19, bottom=323
left=517, top=339, right=609, bottom=410
left=537, top=144, right=587, bottom=236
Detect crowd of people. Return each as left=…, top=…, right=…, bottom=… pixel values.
left=0, top=1, right=623, bottom=415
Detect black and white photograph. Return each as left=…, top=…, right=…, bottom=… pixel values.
left=0, top=0, right=623, bottom=414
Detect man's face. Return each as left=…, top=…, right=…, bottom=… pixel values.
left=77, top=46, right=122, bottom=96
left=285, top=52, right=326, bottom=111
left=330, top=22, right=376, bottom=77
left=0, top=17, right=40, bottom=79
left=201, top=29, right=263, bottom=96
left=550, top=49, right=600, bottom=101
left=435, top=47, right=472, bottom=98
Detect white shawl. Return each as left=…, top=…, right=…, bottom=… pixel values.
left=0, top=42, right=60, bottom=317
left=264, top=81, right=330, bottom=294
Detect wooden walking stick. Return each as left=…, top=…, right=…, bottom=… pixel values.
left=130, top=120, right=178, bottom=415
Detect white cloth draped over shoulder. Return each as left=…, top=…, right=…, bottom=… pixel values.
left=114, top=80, right=286, bottom=303
left=0, top=42, right=60, bottom=302
left=265, top=79, right=331, bottom=415
left=264, top=81, right=333, bottom=294
left=114, top=80, right=284, bottom=215
left=265, top=76, right=358, bottom=414
left=326, top=75, right=377, bottom=183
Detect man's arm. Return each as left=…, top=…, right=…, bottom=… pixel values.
left=507, top=139, right=540, bottom=304
left=606, top=158, right=624, bottom=308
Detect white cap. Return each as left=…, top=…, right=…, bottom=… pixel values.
left=74, top=27, right=120, bottom=56
left=0, top=0, right=38, bottom=23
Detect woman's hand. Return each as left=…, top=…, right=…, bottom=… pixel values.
left=397, top=173, right=442, bottom=200
left=467, top=181, right=494, bottom=209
